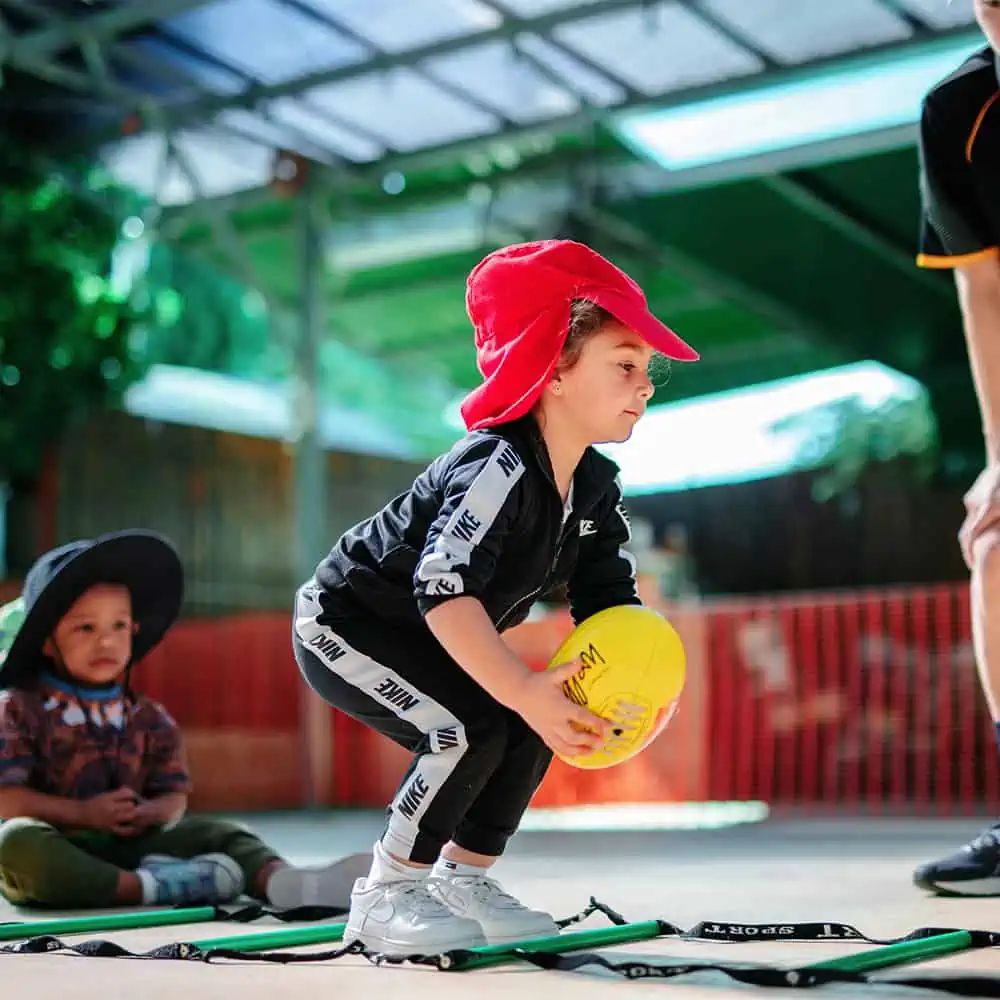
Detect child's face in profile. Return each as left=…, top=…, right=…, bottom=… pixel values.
left=43, top=584, right=135, bottom=686
left=976, top=0, right=1000, bottom=51
left=550, top=322, right=655, bottom=446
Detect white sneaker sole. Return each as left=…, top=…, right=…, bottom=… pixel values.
left=923, top=876, right=1000, bottom=897
left=343, top=925, right=487, bottom=956
left=480, top=920, right=560, bottom=946
left=267, top=852, right=373, bottom=910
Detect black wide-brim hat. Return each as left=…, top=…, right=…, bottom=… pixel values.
left=0, top=529, right=184, bottom=689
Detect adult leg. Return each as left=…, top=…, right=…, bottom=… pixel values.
left=914, top=506, right=1000, bottom=895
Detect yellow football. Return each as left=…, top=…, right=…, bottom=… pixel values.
left=547, top=605, right=686, bottom=770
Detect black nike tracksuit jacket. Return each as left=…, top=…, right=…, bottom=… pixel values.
left=312, top=413, right=640, bottom=633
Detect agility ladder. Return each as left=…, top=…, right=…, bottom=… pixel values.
left=2, top=897, right=1000, bottom=994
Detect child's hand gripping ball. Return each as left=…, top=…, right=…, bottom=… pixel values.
left=546, top=605, right=686, bottom=769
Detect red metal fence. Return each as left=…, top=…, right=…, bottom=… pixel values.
left=119, top=582, right=995, bottom=816
left=135, top=612, right=307, bottom=811
left=703, top=585, right=996, bottom=814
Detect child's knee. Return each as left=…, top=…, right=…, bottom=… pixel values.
left=458, top=710, right=510, bottom=766
left=169, top=816, right=254, bottom=848
left=159, top=817, right=281, bottom=891
left=160, top=816, right=277, bottom=868
left=0, top=818, right=56, bottom=871
left=0, top=818, right=60, bottom=903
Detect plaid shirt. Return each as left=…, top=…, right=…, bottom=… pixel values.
left=0, top=674, right=191, bottom=802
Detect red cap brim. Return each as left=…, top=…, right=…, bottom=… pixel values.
left=594, top=289, right=700, bottom=362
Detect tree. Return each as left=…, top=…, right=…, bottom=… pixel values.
left=0, top=149, right=151, bottom=482
left=771, top=383, right=939, bottom=503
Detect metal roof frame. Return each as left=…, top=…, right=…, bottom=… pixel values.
left=0, top=0, right=979, bottom=451
left=2, top=0, right=979, bottom=183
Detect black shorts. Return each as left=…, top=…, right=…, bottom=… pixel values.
left=292, top=581, right=552, bottom=863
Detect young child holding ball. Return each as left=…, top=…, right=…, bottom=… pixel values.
left=291, top=240, right=700, bottom=955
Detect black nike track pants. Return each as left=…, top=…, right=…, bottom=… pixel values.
left=292, top=581, right=552, bottom=864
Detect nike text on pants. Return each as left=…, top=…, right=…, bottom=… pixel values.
left=292, top=583, right=553, bottom=864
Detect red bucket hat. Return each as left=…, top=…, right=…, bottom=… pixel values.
left=458, top=240, right=700, bottom=431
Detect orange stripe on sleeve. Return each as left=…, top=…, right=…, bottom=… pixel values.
left=917, top=247, right=1000, bottom=269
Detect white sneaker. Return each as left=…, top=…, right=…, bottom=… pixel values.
left=266, top=852, right=372, bottom=910
left=430, top=873, right=559, bottom=944
left=344, top=876, right=487, bottom=955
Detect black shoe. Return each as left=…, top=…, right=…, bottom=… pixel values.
left=914, top=823, right=1000, bottom=896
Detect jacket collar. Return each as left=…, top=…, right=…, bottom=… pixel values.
left=494, top=415, right=621, bottom=516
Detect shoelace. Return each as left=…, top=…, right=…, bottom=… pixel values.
left=966, top=825, right=1000, bottom=853
left=384, top=879, right=458, bottom=917
left=438, top=874, right=523, bottom=908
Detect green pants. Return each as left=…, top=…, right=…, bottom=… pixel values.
left=0, top=816, right=281, bottom=909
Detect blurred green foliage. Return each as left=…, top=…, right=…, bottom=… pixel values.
left=0, top=146, right=459, bottom=481
left=0, top=151, right=149, bottom=480
left=771, top=388, right=940, bottom=502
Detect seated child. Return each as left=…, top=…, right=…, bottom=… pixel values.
left=289, top=240, right=700, bottom=955
left=0, top=529, right=368, bottom=910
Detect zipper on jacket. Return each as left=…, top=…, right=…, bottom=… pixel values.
left=496, top=584, right=545, bottom=630
left=495, top=525, right=571, bottom=631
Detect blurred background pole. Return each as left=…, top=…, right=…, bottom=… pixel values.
left=0, top=481, right=8, bottom=579
left=290, top=154, right=332, bottom=810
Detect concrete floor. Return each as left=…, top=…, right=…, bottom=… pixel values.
left=3, top=810, right=1000, bottom=998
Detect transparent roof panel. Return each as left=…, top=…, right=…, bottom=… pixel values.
left=514, top=34, right=627, bottom=107
left=302, top=0, right=500, bottom=53
left=615, top=35, right=985, bottom=172
left=496, top=0, right=587, bottom=14
left=263, top=98, right=385, bottom=161
left=553, top=5, right=765, bottom=95
left=488, top=179, right=575, bottom=230
left=699, top=0, right=913, bottom=64
left=101, top=133, right=170, bottom=201
left=425, top=40, right=579, bottom=123
left=101, top=129, right=274, bottom=206
left=327, top=199, right=497, bottom=270
left=897, top=0, right=978, bottom=28
left=118, top=37, right=247, bottom=99
left=81, top=0, right=976, bottom=190
left=168, top=130, right=276, bottom=202
left=303, top=68, right=501, bottom=151
left=213, top=106, right=354, bottom=164
left=163, top=0, right=370, bottom=86
left=214, top=107, right=310, bottom=150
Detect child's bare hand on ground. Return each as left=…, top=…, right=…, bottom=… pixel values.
left=512, top=658, right=611, bottom=758
left=78, top=787, right=138, bottom=833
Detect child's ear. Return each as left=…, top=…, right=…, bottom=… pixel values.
left=42, top=637, right=55, bottom=657
left=132, top=622, right=139, bottom=635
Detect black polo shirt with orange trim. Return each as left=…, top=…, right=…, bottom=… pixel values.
left=918, top=45, right=1000, bottom=270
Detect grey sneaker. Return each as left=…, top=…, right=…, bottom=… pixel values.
left=138, top=852, right=244, bottom=904
left=266, top=851, right=372, bottom=910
